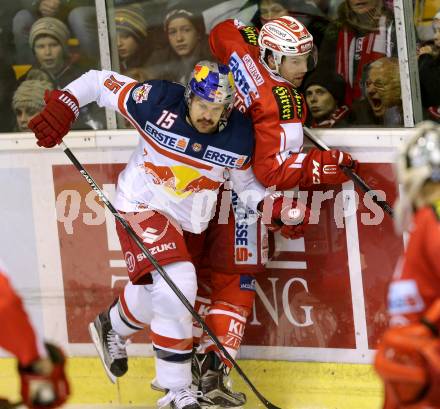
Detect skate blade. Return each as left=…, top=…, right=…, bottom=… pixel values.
left=199, top=399, right=220, bottom=409
left=88, top=322, right=117, bottom=384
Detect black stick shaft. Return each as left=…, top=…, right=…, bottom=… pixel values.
left=303, top=127, right=394, bottom=218
left=60, top=142, right=281, bottom=409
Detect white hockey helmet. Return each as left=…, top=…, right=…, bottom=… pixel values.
left=395, top=121, right=440, bottom=231
left=258, top=15, right=315, bottom=75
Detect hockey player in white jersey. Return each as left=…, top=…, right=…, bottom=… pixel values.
left=28, top=61, right=299, bottom=409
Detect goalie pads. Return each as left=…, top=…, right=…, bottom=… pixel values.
left=19, top=343, right=70, bottom=409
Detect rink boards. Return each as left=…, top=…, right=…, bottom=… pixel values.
left=0, top=129, right=407, bottom=408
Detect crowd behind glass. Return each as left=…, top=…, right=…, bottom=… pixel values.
left=1, top=0, right=439, bottom=132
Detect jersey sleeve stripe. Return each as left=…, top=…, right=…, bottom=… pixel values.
left=117, top=81, right=138, bottom=116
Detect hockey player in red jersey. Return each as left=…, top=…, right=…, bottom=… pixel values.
left=0, top=263, right=69, bottom=409
left=185, top=16, right=358, bottom=407
left=210, top=16, right=357, bottom=190
left=374, top=121, right=440, bottom=409
left=27, top=60, right=302, bottom=409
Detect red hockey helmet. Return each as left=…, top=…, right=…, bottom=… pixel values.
left=258, top=16, right=315, bottom=75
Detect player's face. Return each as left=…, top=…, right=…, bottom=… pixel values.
left=117, top=32, right=139, bottom=60
left=305, top=85, right=337, bottom=120
left=278, top=54, right=308, bottom=87
left=34, top=36, right=64, bottom=73
left=188, top=95, right=224, bottom=134
left=167, top=17, right=199, bottom=57
left=15, top=106, right=40, bottom=131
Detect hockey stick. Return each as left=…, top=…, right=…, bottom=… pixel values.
left=60, top=141, right=281, bottom=409
left=303, top=127, right=394, bottom=218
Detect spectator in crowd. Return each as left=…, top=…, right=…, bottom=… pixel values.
left=13, top=0, right=98, bottom=64
left=24, top=66, right=55, bottom=82
left=0, top=61, right=18, bottom=133
left=25, top=17, right=81, bottom=86
left=250, top=0, right=329, bottom=48
left=23, top=17, right=104, bottom=129
left=114, top=5, right=154, bottom=78
left=303, top=70, right=351, bottom=127
left=12, top=79, right=55, bottom=131
left=318, top=0, right=396, bottom=107
left=148, top=7, right=212, bottom=85
left=418, top=9, right=440, bottom=122
left=351, top=57, right=402, bottom=126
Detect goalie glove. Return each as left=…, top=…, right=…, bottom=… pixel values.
left=374, top=299, right=440, bottom=407
left=28, top=89, right=79, bottom=148
left=259, top=192, right=310, bottom=239
left=19, top=343, right=70, bottom=409
left=300, top=147, right=358, bottom=186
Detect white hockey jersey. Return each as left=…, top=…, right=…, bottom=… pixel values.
left=64, top=70, right=266, bottom=233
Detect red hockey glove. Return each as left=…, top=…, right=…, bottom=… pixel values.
left=300, top=147, right=358, bottom=186
left=19, top=343, right=70, bottom=409
left=28, top=89, right=79, bottom=148
left=260, top=193, right=310, bottom=239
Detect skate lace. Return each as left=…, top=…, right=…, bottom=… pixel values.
left=107, top=330, right=130, bottom=359
left=157, top=388, right=203, bottom=409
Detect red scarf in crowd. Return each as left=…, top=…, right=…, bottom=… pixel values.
left=336, top=16, right=391, bottom=106
left=311, top=105, right=350, bottom=128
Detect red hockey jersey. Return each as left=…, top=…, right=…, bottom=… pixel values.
left=0, top=268, right=42, bottom=366
left=210, top=19, right=308, bottom=190
left=388, top=204, right=440, bottom=328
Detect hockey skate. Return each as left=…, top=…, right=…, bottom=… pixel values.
left=88, top=311, right=129, bottom=383
left=151, top=377, right=215, bottom=408
left=157, top=387, right=203, bottom=409
left=192, top=352, right=246, bottom=408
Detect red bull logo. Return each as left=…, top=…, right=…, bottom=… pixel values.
left=194, top=64, right=210, bottom=82
left=143, top=161, right=221, bottom=197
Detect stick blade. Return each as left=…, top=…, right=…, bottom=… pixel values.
left=265, top=402, right=282, bottom=409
